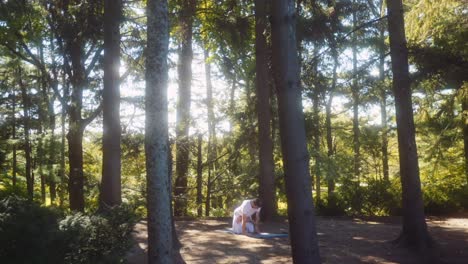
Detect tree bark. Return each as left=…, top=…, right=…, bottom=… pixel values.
left=326, top=2, right=339, bottom=198
left=146, top=0, right=173, bottom=262
left=462, top=86, right=468, bottom=185
left=271, top=0, right=321, bottom=262
left=174, top=0, right=196, bottom=217
left=312, top=85, right=321, bottom=203
left=352, top=0, right=361, bottom=183
left=48, top=120, right=57, bottom=203
left=39, top=126, right=46, bottom=204
left=67, top=40, right=86, bottom=211
left=196, top=134, right=203, bottom=217
left=204, top=48, right=218, bottom=216
left=19, top=66, right=33, bottom=201
left=386, top=0, right=433, bottom=251
left=56, top=58, right=69, bottom=207
left=59, top=86, right=66, bottom=208
left=101, top=0, right=122, bottom=210
left=12, top=91, right=17, bottom=187
left=379, top=22, right=390, bottom=182
left=326, top=50, right=338, bottom=198
left=255, top=0, right=277, bottom=221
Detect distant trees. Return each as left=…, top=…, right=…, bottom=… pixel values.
left=0, top=4, right=466, bottom=263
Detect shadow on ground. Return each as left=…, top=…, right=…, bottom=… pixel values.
left=126, top=216, right=468, bottom=264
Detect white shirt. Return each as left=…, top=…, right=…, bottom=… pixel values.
left=234, top=199, right=261, bottom=219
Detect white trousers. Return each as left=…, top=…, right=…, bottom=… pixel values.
left=232, top=215, right=254, bottom=234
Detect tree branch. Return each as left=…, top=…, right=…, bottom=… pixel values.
left=85, top=46, right=104, bottom=77
left=82, top=102, right=103, bottom=128
left=3, top=44, right=36, bottom=65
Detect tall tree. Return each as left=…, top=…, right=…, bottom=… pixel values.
left=351, top=0, right=361, bottom=183
left=146, top=0, right=173, bottom=262
left=463, top=87, right=468, bottom=185
left=196, top=133, right=203, bottom=217
left=174, top=0, right=196, bottom=217
left=100, top=0, right=122, bottom=209
left=255, top=0, right=277, bottom=221
left=271, top=0, right=321, bottom=262
left=11, top=90, right=17, bottom=187
left=386, top=0, right=433, bottom=252
left=378, top=16, right=390, bottom=183
left=18, top=66, right=33, bottom=200
left=325, top=0, right=340, bottom=199
left=47, top=1, right=104, bottom=211
left=204, top=48, right=217, bottom=217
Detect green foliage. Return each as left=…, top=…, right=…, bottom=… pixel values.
left=0, top=196, right=64, bottom=264
left=324, top=178, right=401, bottom=216
left=0, top=195, right=138, bottom=264
left=59, top=205, right=138, bottom=264
left=422, top=177, right=468, bottom=215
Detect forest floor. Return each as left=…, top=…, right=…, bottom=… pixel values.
left=126, top=215, right=468, bottom=264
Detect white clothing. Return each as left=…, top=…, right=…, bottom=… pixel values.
left=232, top=199, right=261, bottom=234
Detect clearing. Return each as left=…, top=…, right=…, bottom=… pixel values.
left=126, top=216, right=468, bottom=263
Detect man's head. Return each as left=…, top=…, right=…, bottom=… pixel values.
left=252, top=198, right=262, bottom=208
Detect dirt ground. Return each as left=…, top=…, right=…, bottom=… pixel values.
left=126, top=216, right=468, bottom=264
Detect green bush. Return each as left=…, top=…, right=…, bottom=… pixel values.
left=0, top=196, right=138, bottom=264
left=423, top=184, right=468, bottom=215
left=325, top=178, right=401, bottom=217
left=0, top=196, right=64, bottom=264
left=315, top=194, right=346, bottom=216
left=337, top=178, right=366, bottom=215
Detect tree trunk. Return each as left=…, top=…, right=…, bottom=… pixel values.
left=48, top=120, right=57, bottom=203
left=326, top=50, right=338, bottom=198
left=326, top=0, right=339, bottom=199
left=67, top=39, right=86, bottom=211
left=67, top=124, right=84, bottom=211
left=462, top=86, right=468, bottom=185
left=12, top=91, right=17, bottom=186
left=168, top=142, right=185, bottom=263
left=312, top=86, right=321, bottom=203
left=386, top=0, right=433, bottom=252
left=146, top=0, right=173, bottom=262
left=271, top=0, right=321, bottom=262
left=19, top=67, right=34, bottom=201
left=48, top=31, right=58, bottom=204
left=38, top=45, right=48, bottom=204
left=352, top=0, right=361, bottom=183
left=101, top=0, right=122, bottom=210
left=380, top=38, right=389, bottom=182
left=378, top=9, right=390, bottom=183
left=174, top=0, right=196, bottom=217
left=59, top=91, right=66, bottom=208
left=39, top=129, right=46, bottom=204
left=255, top=0, right=277, bottom=221
left=196, top=134, right=203, bottom=217
left=205, top=174, right=211, bottom=216
left=204, top=47, right=218, bottom=216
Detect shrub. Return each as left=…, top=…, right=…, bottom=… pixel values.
left=0, top=196, right=138, bottom=264
left=0, top=196, right=64, bottom=264
left=59, top=205, right=137, bottom=264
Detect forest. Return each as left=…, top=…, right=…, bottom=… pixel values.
left=0, top=0, right=467, bottom=263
